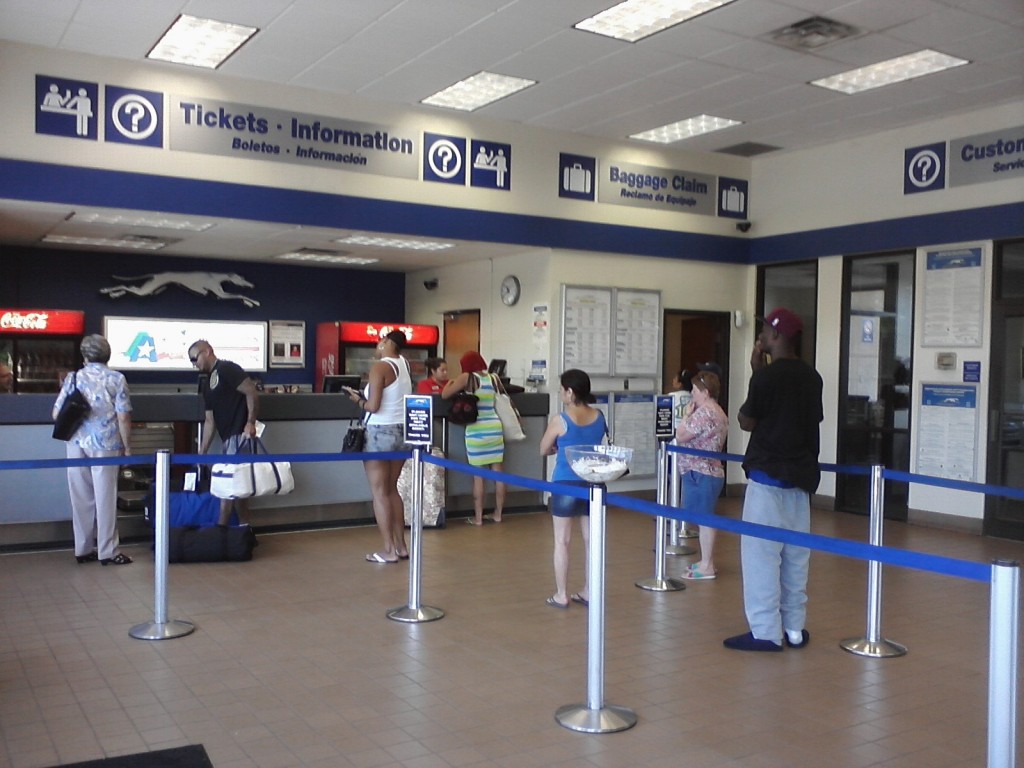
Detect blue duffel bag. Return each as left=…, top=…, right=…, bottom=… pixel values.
left=147, top=491, right=238, bottom=528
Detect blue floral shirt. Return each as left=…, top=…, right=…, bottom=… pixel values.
left=53, top=362, right=132, bottom=451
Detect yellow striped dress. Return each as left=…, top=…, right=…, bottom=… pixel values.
left=465, top=373, right=504, bottom=466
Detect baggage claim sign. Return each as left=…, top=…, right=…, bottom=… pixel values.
left=557, top=153, right=748, bottom=220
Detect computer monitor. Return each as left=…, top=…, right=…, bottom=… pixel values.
left=322, top=374, right=361, bottom=393
left=487, top=359, right=507, bottom=377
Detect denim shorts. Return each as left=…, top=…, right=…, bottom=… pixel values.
left=550, top=480, right=590, bottom=517
left=366, top=423, right=406, bottom=452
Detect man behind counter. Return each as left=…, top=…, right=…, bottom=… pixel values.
left=188, top=339, right=259, bottom=526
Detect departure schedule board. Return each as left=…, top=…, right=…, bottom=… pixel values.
left=561, top=285, right=660, bottom=376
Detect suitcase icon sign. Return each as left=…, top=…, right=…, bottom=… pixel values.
left=563, top=162, right=592, bottom=194
left=721, top=185, right=745, bottom=213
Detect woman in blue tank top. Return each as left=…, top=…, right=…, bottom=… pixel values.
left=539, top=369, right=607, bottom=609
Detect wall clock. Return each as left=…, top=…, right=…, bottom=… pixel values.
left=500, top=274, right=521, bottom=306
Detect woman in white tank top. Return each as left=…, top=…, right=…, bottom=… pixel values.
left=345, top=330, right=412, bottom=564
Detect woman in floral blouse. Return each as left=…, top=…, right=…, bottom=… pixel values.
left=676, top=370, right=728, bottom=580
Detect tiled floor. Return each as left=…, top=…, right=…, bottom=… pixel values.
left=1, top=499, right=1022, bottom=768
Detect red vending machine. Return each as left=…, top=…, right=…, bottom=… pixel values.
left=0, top=308, right=85, bottom=393
left=315, top=321, right=439, bottom=392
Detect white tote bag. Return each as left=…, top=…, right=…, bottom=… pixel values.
left=211, top=438, right=295, bottom=499
left=491, top=374, right=526, bottom=442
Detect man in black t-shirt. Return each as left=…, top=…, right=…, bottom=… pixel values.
left=188, top=340, right=259, bottom=526
left=724, top=308, right=823, bottom=653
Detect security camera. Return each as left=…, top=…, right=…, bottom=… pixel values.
left=736, top=221, right=752, bottom=233
left=423, top=278, right=439, bottom=290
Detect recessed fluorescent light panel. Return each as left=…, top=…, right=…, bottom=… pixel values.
left=811, top=49, right=969, bottom=94
left=630, top=114, right=742, bottom=143
left=275, top=249, right=379, bottom=265
left=147, top=14, right=257, bottom=69
left=421, top=72, right=536, bottom=111
left=335, top=235, right=455, bottom=251
left=42, top=234, right=172, bottom=250
left=71, top=212, right=216, bottom=231
left=575, top=0, right=736, bottom=43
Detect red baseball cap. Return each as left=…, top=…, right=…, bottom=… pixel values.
left=759, top=308, right=803, bottom=339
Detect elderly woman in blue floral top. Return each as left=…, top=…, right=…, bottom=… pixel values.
left=676, top=370, right=729, bottom=580
left=52, top=334, right=133, bottom=565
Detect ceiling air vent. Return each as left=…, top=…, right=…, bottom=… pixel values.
left=766, top=16, right=859, bottom=51
left=716, top=142, right=781, bottom=157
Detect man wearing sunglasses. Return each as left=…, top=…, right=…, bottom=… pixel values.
left=187, top=339, right=259, bottom=526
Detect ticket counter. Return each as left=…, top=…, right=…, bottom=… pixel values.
left=0, top=392, right=549, bottom=550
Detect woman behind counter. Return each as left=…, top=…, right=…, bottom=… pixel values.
left=416, top=357, right=449, bottom=395
left=539, top=368, right=607, bottom=609
left=52, top=334, right=133, bottom=566
left=442, top=351, right=505, bottom=525
left=345, top=330, right=412, bottom=564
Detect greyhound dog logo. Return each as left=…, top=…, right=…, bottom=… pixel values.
left=99, top=272, right=260, bottom=308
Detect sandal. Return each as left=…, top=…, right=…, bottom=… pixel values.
left=75, top=552, right=98, bottom=564
left=545, top=596, right=569, bottom=610
left=365, top=552, right=398, bottom=564
left=570, top=593, right=589, bottom=606
left=100, top=553, right=132, bottom=566
left=680, top=567, right=716, bottom=580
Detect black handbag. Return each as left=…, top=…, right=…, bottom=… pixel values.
left=342, top=414, right=368, bottom=452
left=52, top=372, right=91, bottom=441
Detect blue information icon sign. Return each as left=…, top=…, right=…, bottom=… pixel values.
left=105, top=86, right=163, bottom=147
left=36, top=75, right=99, bottom=141
left=424, top=133, right=466, bottom=185
left=904, top=142, right=946, bottom=194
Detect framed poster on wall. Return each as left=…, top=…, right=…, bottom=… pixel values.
left=920, top=245, right=984, bottom=347
left=269, top=320, right=305, bottom=368
left=915, top=383, right=978, bottom=481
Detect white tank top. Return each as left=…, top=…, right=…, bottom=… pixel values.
left=366, top=356, right=411, bottom=425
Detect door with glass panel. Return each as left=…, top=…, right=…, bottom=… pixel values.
left=985, top=240, right=1024, bottom=540
left=837, top=253, right=914, bottom=520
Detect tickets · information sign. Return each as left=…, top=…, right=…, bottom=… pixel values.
left=655, top=395, right=674, bottom=440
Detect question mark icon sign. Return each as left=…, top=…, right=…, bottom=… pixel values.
left=124, top=102, right=145, bottom=132
left=908, top=148, right=941, bottom=188
left=111, top=94, right=158, bottom=140
left=428, top=138, right=462, bottom=179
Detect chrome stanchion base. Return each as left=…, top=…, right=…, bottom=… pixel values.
left=839, top=637, right=907, bottom=657
left=665, top=543, right=696, bottom=556
left=635, top=576, right=686, bottom=592
left=129, top=620, right=195, bottom=641
left=387, top=605, right=445, bottom=623
left=555, top=703, right=637, bottom=733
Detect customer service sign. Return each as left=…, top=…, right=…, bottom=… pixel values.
left=904, top=125, right=1024, bottom=194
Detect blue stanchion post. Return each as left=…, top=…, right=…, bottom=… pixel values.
left=840, top=464, right=907, bottom=658
left=636, top=440, right=685, bottom=591
left=988, top=559, right=1019, bottom=768
left=388, top=448, right=444, bottom=623
left=129, top=449, right=195, bottom=641
left=556, top=483, right=637, bottom=733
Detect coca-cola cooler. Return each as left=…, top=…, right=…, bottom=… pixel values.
left=315, top=321, right=439, bottom=392
left=0, top=309, right=85, bottom=393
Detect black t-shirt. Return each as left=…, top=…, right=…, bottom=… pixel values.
left=739, top=357, right=823, bottom=493
left=202, top=359, right=250, bottom=440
